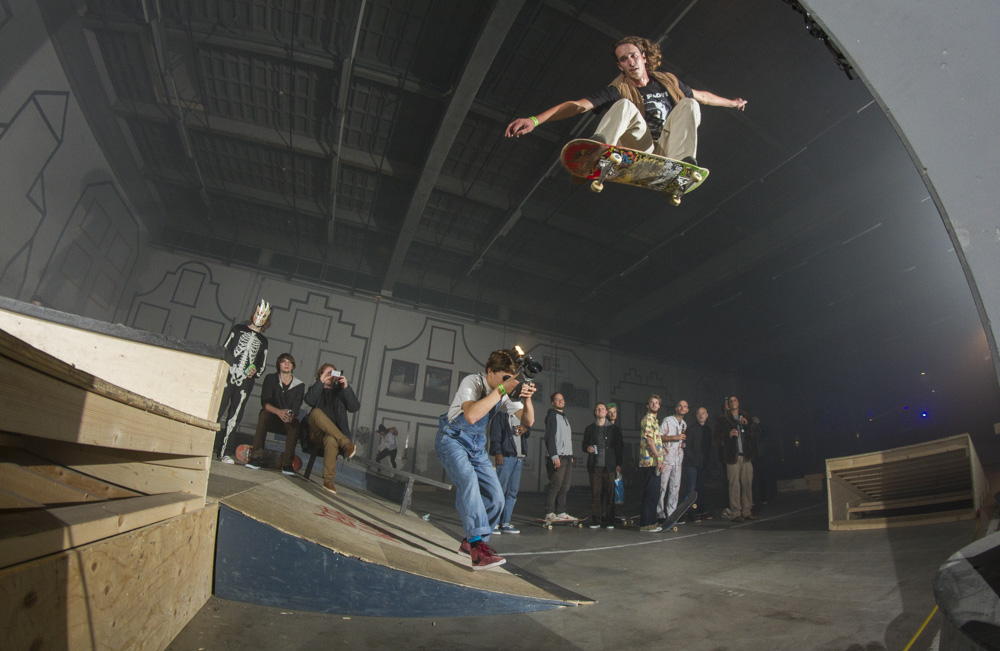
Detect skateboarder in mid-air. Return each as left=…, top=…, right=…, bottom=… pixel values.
left=504, top=36, right=746, bottom=167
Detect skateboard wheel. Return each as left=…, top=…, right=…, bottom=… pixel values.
left=669, top=193, right=681, bottom=206
left=590, top=180, right=604, bottom=193
left=609, top=152, right=623, bottom=165
left=691, top=171, right=703, bottom=183
left=672, top=526, right=679, bottom=532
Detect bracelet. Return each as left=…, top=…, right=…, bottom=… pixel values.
left=529, top=116, right=539, bottom=126
left=497, top=383, right=506, bottom=396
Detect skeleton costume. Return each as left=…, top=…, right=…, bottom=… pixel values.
left=216, top=301, right=270, bottom=460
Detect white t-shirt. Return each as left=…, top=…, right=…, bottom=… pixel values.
left=446, top=373, right=523, bottom=423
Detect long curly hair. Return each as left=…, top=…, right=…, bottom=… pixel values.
left=613, top=36, right=662, bottom=71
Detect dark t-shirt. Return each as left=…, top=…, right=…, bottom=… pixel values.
left=585, top=78, right=693, bottom=140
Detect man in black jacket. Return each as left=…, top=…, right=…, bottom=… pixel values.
left=304, top=363, right=359, bottom=494
left=247, top=353, right=305, bottom=474
left=714, top=395, right=758, bottom=522
left=683, top=406, right=712, bottom=520
left=583, top=403, right=624, bottom=529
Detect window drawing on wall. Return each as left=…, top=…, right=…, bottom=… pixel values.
left=423, top=366, right=453, bottom=405
left=386, top=359, right=418, bottom=400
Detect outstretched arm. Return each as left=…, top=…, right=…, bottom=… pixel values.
left=692, top=89, right=747, bottom=111
left=505, top=98, right=595, bottom=138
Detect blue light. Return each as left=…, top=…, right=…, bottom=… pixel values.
left=921, top=411, right=928, bottom=418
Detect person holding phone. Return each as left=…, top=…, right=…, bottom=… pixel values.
left=304, top=363, right=359, bottom=494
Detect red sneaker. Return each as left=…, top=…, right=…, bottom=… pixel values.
left=470, top=541, right=505, bottom=570
left=458, top=538, right=472, bottom=556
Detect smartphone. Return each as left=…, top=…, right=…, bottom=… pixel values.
left=329, top=369, right=342, bottom=378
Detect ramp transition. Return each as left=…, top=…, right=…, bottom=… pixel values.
left=215, top=475, right=591, bottom=617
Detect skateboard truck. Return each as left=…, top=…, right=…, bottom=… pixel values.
left=664, top=169, right=704, bottom=206
left=590, top=152, right=623, bottom=193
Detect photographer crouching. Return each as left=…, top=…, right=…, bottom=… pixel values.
left=436, top=349, right=536, bottom=570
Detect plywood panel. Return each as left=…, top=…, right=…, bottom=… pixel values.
left=0, top=462, right=99, bottom=505
left=0, top=308, right=227, bottom=421
left=0, top=434, right=208, bottom=497
left=0, top=492, right=203, bottom=569
left=0, top=356, right=213, bottom=457
left=0, top=503, right=217, bottom=650
left=0, top=446, right=141, bottom=500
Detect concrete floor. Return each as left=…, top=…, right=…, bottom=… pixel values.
left=168, top=470, right=974, bottom=650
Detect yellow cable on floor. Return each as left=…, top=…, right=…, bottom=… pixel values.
left=902, top=605, right=939, bottom=651
left=902, top=509, right=984, bottom=650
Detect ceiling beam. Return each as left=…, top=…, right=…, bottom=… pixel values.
left=327, top=0, right=367, bottom=245
left=380, top=0, right=525, bottom=295
left=115, top=99, right=515, bottom=213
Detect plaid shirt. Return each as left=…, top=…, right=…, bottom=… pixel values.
left=638, top=412, right=664, bottom=467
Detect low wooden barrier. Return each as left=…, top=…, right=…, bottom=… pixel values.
left=825, top=433, right=989, bottom=531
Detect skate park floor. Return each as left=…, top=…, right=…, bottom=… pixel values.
left=167, top=461, right=976, bottom=650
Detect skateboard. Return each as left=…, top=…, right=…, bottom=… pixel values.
left=616, top=491, right=697, bottom=531
left=559, top=138, right=710, bottom=205
left=662, top=491, right=698, bottom=532
left=533, top=517, right=584, bottom=530
left=235, top=444, right=302, bottom=471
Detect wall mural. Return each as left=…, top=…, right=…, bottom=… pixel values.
left=0, top=91, right=68, bottom=299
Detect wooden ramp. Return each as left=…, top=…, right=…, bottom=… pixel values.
left=0, top=301, right=226, bottom=650
left=826, top=433, right=990, bottom=531
left=216, top=474, right=592, bottom=617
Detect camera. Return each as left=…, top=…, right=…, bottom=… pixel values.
left=509, top=345, right=542, bottom=400
left=512, top=345, right=542, bottom=380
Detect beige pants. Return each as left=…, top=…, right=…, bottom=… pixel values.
left=593, top=97, right=701, bottom=161
left=726, top=456, right=754, bottom=518
left=307, top=409, right=352, bottom=482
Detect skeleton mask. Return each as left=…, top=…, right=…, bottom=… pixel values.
left=252, top=299, right=271, bottom=327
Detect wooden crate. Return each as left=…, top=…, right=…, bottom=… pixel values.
left=825, top=434, right=989, bottom=531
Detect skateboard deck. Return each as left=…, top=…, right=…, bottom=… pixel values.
left=533, top=517, right=584, bottom=530
left=616, top=491, right=697, bottom=531
left=235, top=444, right=302, bottom=471
left=662, top=491, right=698, bottom=532
left=560, top=138, right=709, bottom=205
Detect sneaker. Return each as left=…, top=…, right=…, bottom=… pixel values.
left=220, top=455, right=235, bottom=464
left=470, top=541, right=505, bottom=571
left=343, top=442, right=356, bottom=459
left=682, top=155, right=698, bottom=166
left=556, top=512, right=575, bottom=521
left=544, top=512, right=557, bottom=521
left=492, top=525, right=502, bottom=536
left=281, top=465, right=296, bottom=476
left=732, top=515, right=744, bottom=522
left=322, top=481, right=337, bottom=494
left=459, top=538, right=472, bottom=556
left=604, top=523, right=615, bottom=530
left=641, top=524, right=663, bottom=533
left=746, top=514, right=758, bottom=520
left=244, top=459, right=262, bottom=470
left=588, top=519, right=601, bottom=529
left=500, top=523, right=520, bottom=534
